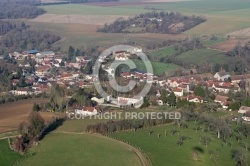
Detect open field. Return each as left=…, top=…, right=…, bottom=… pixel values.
left=111, top=122, right=250, bottom=166
left=29, top=0, right=250, bottom=52
left=176, top=48, right=230, bottom=65
left=148, top=46, right=176, bottom=57
left=17, top=133, right=142, bottom=166
left=31, top=14, right=129, bottom=25
left=0, top=139, right=24, bottom=166
left=211, top=39, right=239, bottom=52
left=132, top=59, right=180, bottom=75
left=26, top=21, right=186, bottom=51
left=0, top=98, right=61, bottom=133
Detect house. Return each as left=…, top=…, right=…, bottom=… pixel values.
left=12, top=88, right=30, bottom=95
left=36, top=65, right=50, bottom=76
left=214, top=70, right=231, bottom=81
left=121, top=72, right=132, bottom=78
left=115, top=55, right=128, bottom=61
left=36, top=51, right=55, bottom=57
left=238, top=106, right=250, bottom=114
left=118, top=96, right=143, bottom=108
left=242, top=111, right=250, bottom=122
left=187, top=95, right=203, bottom=103
left=172, top=87, right=183, bottom=97
left=214, top=95, right=229, bottom=109
left=25, top=50, right=39, bottom=55
left=74, top=107, right=99, bottom=117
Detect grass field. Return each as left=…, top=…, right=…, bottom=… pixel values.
left=148, top=46, right=176, bottom=57
left=17, top=133, right=141, bottom=166
left=26, top=0, right=250, bottom=50
left=0, top=139, right=24, bottom=166
left=175, top=48, right=230, bottom=65
left=132, top=59, right=180, bottom=75
left=111, top=122, right=250, bottom=166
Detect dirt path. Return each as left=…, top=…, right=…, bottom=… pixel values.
left=53, top=131, right=152, bottom=166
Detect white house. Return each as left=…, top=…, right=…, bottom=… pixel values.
left=36, top=51, right=55, bottom=57
left=118, top=96, right=143, bottom=108
left=214, top=95, right=229, bottom=109
left=187, top=95, right=203, bottom=103
left=238, top=106, right=250, bottom=114
left=11, top=88, right=30, bottom=96
left=115, top=55, right=128, bottom=61
left=74, top=107, right=99, bottom=117
left=172, top=88, right=183, bottom=97
left=214, top=70, right=231, bottom=81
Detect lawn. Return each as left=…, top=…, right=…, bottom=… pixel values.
left=176, top=48, right=230, bottom=65
left=111, top=122, right=250, bottom=166
left=0, top=139, right=24, bottom=166
left=132, top=59, right=180, bottom=75
left=17, top=133, right=141, bottom=166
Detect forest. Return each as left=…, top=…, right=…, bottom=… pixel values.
left=0, top=21, right=61, bottom=54
left=0, top=0, right=45, bottom=19
left=98, top=11, right=206, bottom=34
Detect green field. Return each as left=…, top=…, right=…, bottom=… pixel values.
left=132, top=59, right=180, bottom=75
left=111, top=122, right=250, bottom=166
left=0, top=139, right=24, bottom=166
left=176, top=48, right=230, bottom=65
left=17, top=133, right=141, bottom=166
left=148, top=46, right=176, bottom=57
left=27, top=0, right=250, bottom=50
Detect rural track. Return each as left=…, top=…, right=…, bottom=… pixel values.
left=53, top=131, right=152, bottom=166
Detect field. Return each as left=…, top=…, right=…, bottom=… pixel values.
left=148, top=46, right=176, bottom=57
left=0, top=139, right=24, bottom=166
left=111, top=122, right=250, bottom=166
left=0, top=98, right=61, bottom=133
left=24, top=0, right=250, bottom=51
left=175, top=48, right=230, bottom=65
left=132, top=59, right=180, bottom=75
left=16, top=133, right=142, bottom=166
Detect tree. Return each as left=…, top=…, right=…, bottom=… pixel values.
left=27, top=111, right=45, bottom=139
left=140, top=97, right=150, bottom=108
left=228, top=102, right=240, bottom=111
left=32, top=103, right=40, bottom=112
left=232, top=148, right=248, bottom=166
left=68, top=45, right=75, bottom=61
left=160, top=89, right=167, bottom=104
left=194, top=86, right=206, bottom=98
left=200, top=135, right=211, bottom=148
left=167, top=91, right=176, bottom=107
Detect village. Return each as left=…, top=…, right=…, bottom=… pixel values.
left=1, top=47, right=250, bottom=122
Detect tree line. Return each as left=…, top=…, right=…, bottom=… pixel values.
left=12, top=111, right=66, bottom=154
left=86, top=117, right=173, bottom=134
left=0, top=21, right=61, bottom=54
left=0, top=0, right=45, bottom=19
left=98, top=11, right=206, bottom=34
